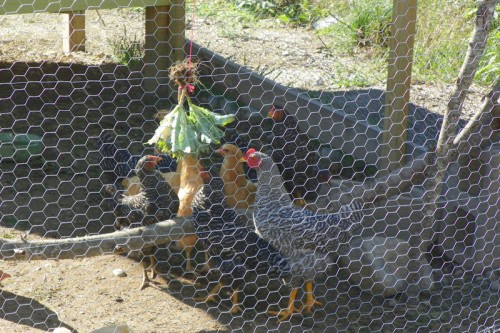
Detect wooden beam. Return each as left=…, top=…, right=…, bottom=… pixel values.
left=381, top=0, right=417, bottom=172
left=143, top=0, right=185, bottom=97
left=1, top=0, right=171, bottom=15
left=62, top=11, right=85, bottom=52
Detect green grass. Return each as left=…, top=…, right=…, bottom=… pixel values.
left=109, top=27, right=144, bottom=67
left=229, top=0, right=328, bottom=25
left=476, top=8, right=500, bottom=84
left=193, top=0, right=499, bottom=87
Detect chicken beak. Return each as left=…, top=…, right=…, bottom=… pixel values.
left=239, top=156, right=247, bottom=163
left=0, top=271, right=11, bottom=282
left=267, top=108, right=275, bottom=118
left=153, top=156, right=163, bottom=164
left=215, top=148, right=223, bottom=155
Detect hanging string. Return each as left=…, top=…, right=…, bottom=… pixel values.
left=188, top=0, right=195, bottom=67
left=185, top=0, right=196, bottom=94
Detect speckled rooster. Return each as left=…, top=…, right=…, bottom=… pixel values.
left=241, top=149, right=363, bottom=320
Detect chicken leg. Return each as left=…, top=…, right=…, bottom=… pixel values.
left=268, top=288, right=301, bottom=321
left=292, top=190, right=307, bottom=208
left=230, top=288, right=243, bottom=314
left=302, top=280, right=323, bottom=314
left=139, top=256, right=168, bottom=290
left=195, top=282, right=222, bottom=303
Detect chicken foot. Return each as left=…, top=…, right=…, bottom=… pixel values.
left=268, top=288, right=301, bottom=321
left=139, top=256, right=168, bottom=290
left=302, top=280, right=323, bottom=314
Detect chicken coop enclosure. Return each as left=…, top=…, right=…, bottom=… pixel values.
left=0, top=0, right=499, bottom=332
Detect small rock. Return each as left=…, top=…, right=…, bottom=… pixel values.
left=115, top=297, right=124, bottom=303
left=112, top=269, right=127, bottom=277
left=90, top=324, right=130, bottom=333
left=53, top=328, right=72, bottom=333
left=312, top=16, right=338, bottom=30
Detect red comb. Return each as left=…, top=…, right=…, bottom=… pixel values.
left=244, top=148, right=257, bottom=158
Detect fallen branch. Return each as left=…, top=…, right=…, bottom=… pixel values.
left=0, top=217, right=192, bottom=261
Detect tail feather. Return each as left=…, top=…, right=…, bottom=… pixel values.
left=97, top=131, right=177, bottom=179
left=101, top=184, right=120, bottom=212
left=98, top=131, right=134, bottom=179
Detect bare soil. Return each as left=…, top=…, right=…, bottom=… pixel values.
left=0, top=7, right=496, bottom=333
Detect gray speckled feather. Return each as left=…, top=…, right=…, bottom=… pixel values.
left=103, top=156, right=179, bottom=230
left=249, top=151, right=363, bottom=285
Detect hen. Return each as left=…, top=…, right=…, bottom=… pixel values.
left=215, top=143, right=256, bottom=210
left=190, top=168, right=290, bottom=314
left=98, top=131, right=197, bottom=272
left=103, top=155, right=179, bottom=290
left=241, top=149, right=364, bottom=320
left=267, top=106, right=328, bottom=205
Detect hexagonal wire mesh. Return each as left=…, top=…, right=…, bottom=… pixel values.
left=0, top=0, right=498, bottom=332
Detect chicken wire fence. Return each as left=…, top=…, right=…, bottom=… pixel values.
left=0, top=0, right=499, bottom=332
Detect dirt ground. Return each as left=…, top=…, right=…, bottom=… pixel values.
left=0, top=6, right=497, bottom=333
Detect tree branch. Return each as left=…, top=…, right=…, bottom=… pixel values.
left=0, top=217, right=192, bottom=261
left=329, top=152, right=429, bottom=210
left=419, top=0, right=498, bottom=256
left=453, top=78, right=500, bottom=146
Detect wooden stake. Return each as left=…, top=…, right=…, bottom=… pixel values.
left=62, top=11, right=86, bottom=52
left=381, top=0, right=417, bottom=172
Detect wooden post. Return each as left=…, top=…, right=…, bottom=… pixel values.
left=62, top=11, right=86, bottom=52
left=381, top=0, right=417, bottom=172
left=143, top=0, right=185, bottom=97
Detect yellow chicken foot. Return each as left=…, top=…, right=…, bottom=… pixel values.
left=184, top=247, right=194, bottom=272
left=302, top=281, right=323, bottom=314
left=195, top=283, right=222, bottom=303
left=292, top=190, right=307, bottom=207
left=178, top=234, right=198, bottom=272
left=230, top=288, right=243, bottom=314
left=268, top=288, right=301, bottom=321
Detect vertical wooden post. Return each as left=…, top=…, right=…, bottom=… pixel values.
left=143, top=0, right=185, bottom=97
left=62, top=11, right=86, bottom=52
left=381, top=0, right=417, bottom=172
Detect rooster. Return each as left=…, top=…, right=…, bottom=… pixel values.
left=241, top=149, right=363, bottom=320
left=190, top=168, right=290, bottom=314
left=267, top=106, right=329, bottom=206
left=102, top=155, right=179, bottom=290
